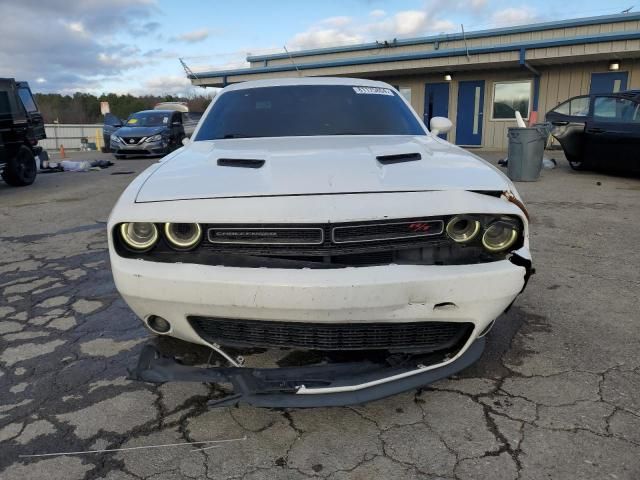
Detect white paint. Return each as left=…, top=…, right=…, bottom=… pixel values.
left=473, top=86, right=481, bottom=135
left=430, top=117, right=453, bottom=136
left=613, top=79, right=622, bottom=93
left=107, top=77, right=532, bottom=375
left=134, top=136, right=513, bottom=203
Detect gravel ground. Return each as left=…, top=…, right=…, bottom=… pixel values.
left=0, top=149, right=639, bottom=480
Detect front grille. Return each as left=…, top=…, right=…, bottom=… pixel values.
left=114, top=216, right=523, bottom=268
left=332, top=220, right=444, bottom=243
left=208, top=227, right=324, bottom=245
left=188, top=316, right=473, bottom=352
left=121, top=137, right=143, bottom=145
left=200, top=218, right=449, bottom=257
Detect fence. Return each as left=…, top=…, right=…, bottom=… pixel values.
left=39, top=124, right=104, bottom=151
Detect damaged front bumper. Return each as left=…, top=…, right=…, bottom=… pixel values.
left=130, top=337, right=486, bottom=408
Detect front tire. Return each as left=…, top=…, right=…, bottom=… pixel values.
left=114, top=154, right=125, bottom=160
left=1, top=145, right=37, bottom=186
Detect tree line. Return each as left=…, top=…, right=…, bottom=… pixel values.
left=33, top=92, right=213, bottom=124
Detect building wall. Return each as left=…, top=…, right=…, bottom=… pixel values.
left=379, top=59, right=640, bottom=150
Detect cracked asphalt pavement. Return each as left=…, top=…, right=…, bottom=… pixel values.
left=1, top=151, right=639, bottom=479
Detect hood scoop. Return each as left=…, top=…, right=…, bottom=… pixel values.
left=376, top=152, right=422, bottom=164
left=217, top=158, right=265, bottom=169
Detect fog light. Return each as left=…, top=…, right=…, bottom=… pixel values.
left=482, top=221, right=519, bottom=252
left=147, top=315, right=171, bottom=334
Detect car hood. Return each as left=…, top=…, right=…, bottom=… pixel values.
left=114, top=126, right=167, bottom=137
left=135, top=136, right=512, bottom=202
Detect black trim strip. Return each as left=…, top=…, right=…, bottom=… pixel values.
left=217, top=158, right=265, bottom=168
left=376, top=153, right=422, bottom=164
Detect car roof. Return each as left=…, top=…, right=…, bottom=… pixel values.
left=620, top=89, right=640, bottom=99
left=133, top=110, right=175, bottom=115
left=221, top=77, right=393, bottom=92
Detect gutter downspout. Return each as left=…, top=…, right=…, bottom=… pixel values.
left=519, top=48, right=541, bottom=121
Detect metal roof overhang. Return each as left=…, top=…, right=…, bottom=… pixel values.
left=190, top=31, right=640, bottom=87
left=245, top=12, right=640, bottom=63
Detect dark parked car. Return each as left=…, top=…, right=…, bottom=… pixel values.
left=110, top=110, right=185, bottom=159
left=546, top=91, right=640, bottom=173
left=102, top=113, right=122, bottom=152
left=1, top=78, right=46, bottom=186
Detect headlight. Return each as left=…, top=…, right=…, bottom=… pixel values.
left=146, top=134, right=162, bottom=142
left=446, top=216, right=481, bottom=243
left=164, top=223, right=202, bottom=250
left=482, top=221, right=519, bottom=252
left=119, top=222, right=158, bottom=251
left=111, top=135, right=121, bottom=143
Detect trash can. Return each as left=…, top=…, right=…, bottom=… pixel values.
left=506, top=125, right=547, bottom=181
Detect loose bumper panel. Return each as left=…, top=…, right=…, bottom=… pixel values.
left=130, top=337, right=486, bottom=408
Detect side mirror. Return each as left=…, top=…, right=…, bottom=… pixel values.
left=430, top=117, right=453, bottom=137
left=181, top=137, right=191, bottom=146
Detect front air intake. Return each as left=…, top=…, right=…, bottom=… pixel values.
left=188, top=317, right=473, bottom=353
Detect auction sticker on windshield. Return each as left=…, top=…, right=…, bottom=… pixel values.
left=353, top=86, right=394, bottom=96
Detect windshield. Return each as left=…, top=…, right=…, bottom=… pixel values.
left=126, top=112, right=170, bottom=127
left=195, top=85, right=426, bottom=140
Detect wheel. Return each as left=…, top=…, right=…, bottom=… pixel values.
left=114, top=154, right=125, bottom=160
left=1, top=145, right=37, bottom=186
left=566, top=153, right=586, bottom=171
left=568, top=159, right=586, bottom=171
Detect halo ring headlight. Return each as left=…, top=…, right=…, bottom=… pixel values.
left=446, top=216, right=481, bottom=243
left=482, top=222, right=519, bottom=252
left=164, top=223, right=202, bottom=250
left=119, top=222, right=158, bottom=251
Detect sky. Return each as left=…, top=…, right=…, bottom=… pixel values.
left=1, top=0, right=636, bottom=97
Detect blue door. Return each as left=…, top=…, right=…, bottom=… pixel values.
left=456, top=80, right=485, bottom=146
left=424, top=82, right=450, bottom=139
left=590, top=72, right=628, bottom=94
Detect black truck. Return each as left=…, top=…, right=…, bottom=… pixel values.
left=0, top=78, right=46, bottom=186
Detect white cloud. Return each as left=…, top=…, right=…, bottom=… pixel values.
left=394, top=10, right=429, bottom=35
left=67, top=21, right=86, bottom=34
left=289, top=6, right=462, bottom=50
left=140, top=75, right=193, bottom=96
left=121, top=74, right=217, bottom=97
left=290, top=28, right=364, bottom=50
left=0, top=0, right=163, bottom=93
left=321, top=16, right=352, bottom=28
left=492, top=7, right=538, bottom=26
left=470, top=0, right=487, bottom=9
left=173, top=28, right=210, bottom=43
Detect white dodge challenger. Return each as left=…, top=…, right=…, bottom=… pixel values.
left=109, top=77, right=532, bottom=407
